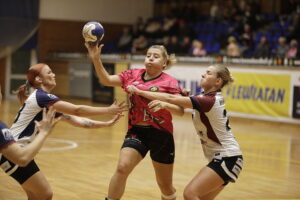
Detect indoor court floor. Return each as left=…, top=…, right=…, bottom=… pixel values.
left=0, top=98, right=299, bottom=200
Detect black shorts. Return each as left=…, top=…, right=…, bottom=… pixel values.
left=122, top=125, right=175, bottom=164
left=0, top=156, right=40, bottom=184
left=207, top=154, right=243, bottom=185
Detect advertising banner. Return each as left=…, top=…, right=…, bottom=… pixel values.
left=292, top=86, right=300, bottom=119
left=223, top=73, right=290, bottom=117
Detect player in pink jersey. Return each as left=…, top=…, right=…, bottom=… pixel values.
left=86, top=44, right=184, bottom=200
left=127, top=64, right=243, bottom=200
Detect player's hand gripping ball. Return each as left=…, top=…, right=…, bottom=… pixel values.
left=82, top=21, right=104, bottom=46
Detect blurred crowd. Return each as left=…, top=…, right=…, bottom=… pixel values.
left=104, top=0, right=300, bottom=59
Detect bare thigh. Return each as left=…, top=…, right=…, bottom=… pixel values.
left=152, top=160, right=174, bottom=187
left=21, top=171, right=52, bottom=199
left=152, top=160, right=176, bottom=199
left=184, top=166, right=224, bottom=199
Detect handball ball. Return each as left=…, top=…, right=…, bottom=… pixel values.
left=82, top=21, right=104, bottom=45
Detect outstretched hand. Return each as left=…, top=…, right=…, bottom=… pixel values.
left=181, top=88, right=191, bottom=96
left=148, top=100, right=168, bottom=112
left=84, top=42, right=104, bottom=59
left=126, top=85, right=140, bottom=94
left=108, top=99, right=128, bottom=115
left=106, top=113, right=124, bottom=126
left=34, top=107, right=61, bottom=135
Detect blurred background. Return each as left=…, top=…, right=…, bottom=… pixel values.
left=0, top=0, right=299, bottom=122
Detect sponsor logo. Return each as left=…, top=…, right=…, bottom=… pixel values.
left=149, top=86, right=159, bottom=92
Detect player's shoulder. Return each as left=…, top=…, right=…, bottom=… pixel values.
left=122, top=68, right=144, bottom=77
left=161, top=72, right=177, bottom=81
left=0, top=121, right=8, bottom=129
left=130, top=68, right=145, bottom=74
left=36, top=89, right=58, bottom=100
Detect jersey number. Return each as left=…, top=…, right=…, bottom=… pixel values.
left=223, top=109, right=231, bottom=131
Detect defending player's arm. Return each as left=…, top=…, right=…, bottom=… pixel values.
left=1, top=107, right=60, bottom=166
left=52, top=99, right=127, bottom=117
left=85, top=43, right=122, bottom=87
left=127, top=85, right=193, bottom=109
left=61, top=113, right=123, bottom=129
left=146, top=100, right=184, bottom=116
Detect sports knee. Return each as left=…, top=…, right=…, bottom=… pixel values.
left=183, top=188, right=196, bottom=200
left=162, top=191, right=176, bottom=200
left=115, top=162, right=132, bottom=176
left=28, top=189, right=53, bottom=200
left=183, top=191, right=192, bottom=200
left=42, top=189, right=53, bottom=200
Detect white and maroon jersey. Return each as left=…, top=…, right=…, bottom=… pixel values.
left=0, top=121, right=15, bottom=150
left=10, top=89, right=60, bottom=146
left=190, top=91, right=242, bottom=161
left=119, top=68, right=182, bottom=134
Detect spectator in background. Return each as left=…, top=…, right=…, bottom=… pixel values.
left=117, top=27, right=133, bottom=53
left=161, top=16, right=177, bottom=37
left=210, top=0, right=222, bottom=22
left=191, top=40, right=207, bottom=56
left=253, top=36, right=270, bottom=58
left=181, top=1, right=197, bottom=23
left=248, top=0, right=261, bottom=15
left=132, top=35, right=148, bottom=54
left=244, top=3, right=257, bottom=29
left=275, top=36, right=289, bottom=58
left=177, top=19, right=193, bottom=38
left=240, top=23, right=254, bottom=55
left=166, top=35, right=181, bottom=54
left=169, top=1, right=181, bottom=19
left=287, top=13, right=300, bottom=43
left=144, top=18, right=162, bottom=39
left=226, top=36, right=241, bottom=57
left=286, top=39, right=299, bottom=58
left=286, top=0, right=300, bottom=15
left=132, top=17, right=145, bottom=38
left=226, top=0, right=239, bottom=21
left=179, top=36, right=192, bottom=55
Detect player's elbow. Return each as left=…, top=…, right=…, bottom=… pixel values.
left=99, top=77, right=112, bottom=86
left=98, top=79, right=108, bottom=86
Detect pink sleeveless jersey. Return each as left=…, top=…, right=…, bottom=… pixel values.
left=119, top=68, right=182, bottom=134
